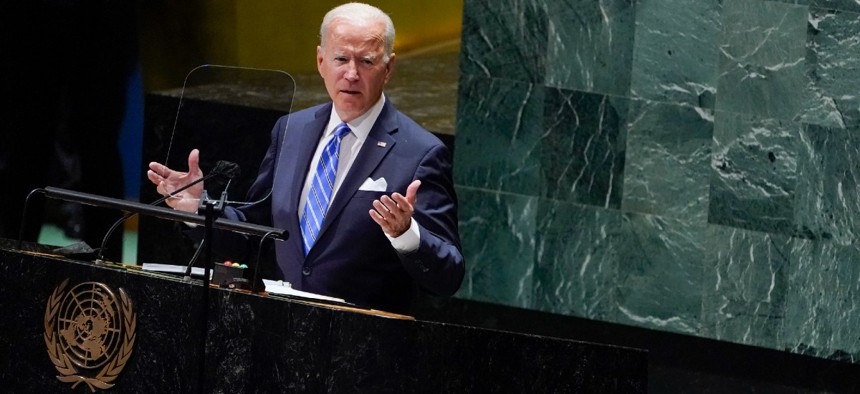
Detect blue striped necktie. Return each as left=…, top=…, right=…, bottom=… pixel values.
left=300, top=122, right=351, bottom=255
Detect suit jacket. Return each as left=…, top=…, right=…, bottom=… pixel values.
left=223, top=99, right=464, bottom=313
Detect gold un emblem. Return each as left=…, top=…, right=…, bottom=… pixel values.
left=44, top=279, right=136, bottom=391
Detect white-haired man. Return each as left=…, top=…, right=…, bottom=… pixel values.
left=147, top=3, right=464, bottom=313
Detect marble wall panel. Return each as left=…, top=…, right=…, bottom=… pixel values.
left=455, top=186, right=537, bottom=309
left=532, top=200, right=621, bottom=321
left=811, top=0, right=860, bottom=12
left=716, top=0, right=808, bottom=121
left=459, top=0, right=547, bottom=83
left=544, top=0, right=636, bottom=96
left=785, top=239, right=860, bottom=362
left=612, top=213, right=709, bottom=336
left=630, top=0, right=722, bottom=108
left=455, top=0, right=860, bottom=364
left=453, top=75, right=544, bottom=193
left=621, top=100, right=714, bottom=223
left=708, top=112, right=801, bottom=235
left=700, top=226, right=792, bottom=350
left=794, top=124, right=860, bottom=245
left=540, top=88, right=628, bottom=208
left=801, top=8, right=860, bottom=129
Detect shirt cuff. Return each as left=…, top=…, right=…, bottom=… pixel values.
left=386, top=218, right=420, bottom=253
left=184, top=210, right=200, bottom=228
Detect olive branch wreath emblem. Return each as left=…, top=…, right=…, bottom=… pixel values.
left=44, top=279, right=137, bottom=392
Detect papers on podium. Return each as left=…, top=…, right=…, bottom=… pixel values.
left=140, top=264, right=347, bottom=304
left=142, top=263, right=205, bottom=277
left=262, top=279, right=347, bottom=304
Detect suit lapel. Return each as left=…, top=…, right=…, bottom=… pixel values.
left=314, top=100, right=398, bottom=244
left=283, top=104, right=331, bottom=216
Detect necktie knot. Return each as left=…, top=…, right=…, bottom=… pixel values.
left=334, top=122, right=351, bottom=139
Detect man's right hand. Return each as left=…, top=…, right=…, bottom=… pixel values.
left=147, top=149, right=204, bottom=213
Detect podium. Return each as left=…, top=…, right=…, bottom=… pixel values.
left=0, top=244, right=646, bottom=392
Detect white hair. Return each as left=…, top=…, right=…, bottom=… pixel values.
left=320, top=2, right=396, bottom=63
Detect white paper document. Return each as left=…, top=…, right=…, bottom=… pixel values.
left=142, top=263, right=205, bottom=277
left=262, top=279, right=347, bottom=304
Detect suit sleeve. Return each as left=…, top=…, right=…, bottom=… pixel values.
left=399, top=143, right=465, bottom=296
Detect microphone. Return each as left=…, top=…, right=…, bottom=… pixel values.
left=163, top=160, right=239, bottom=200
left=210, top=160, right=240, bottom=211
left=95, top=160, right=241, bottom=263
left=211, top=160, right=240, bottom=182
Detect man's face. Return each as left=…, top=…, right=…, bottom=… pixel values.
left=317, top=19, right=395, bottom=122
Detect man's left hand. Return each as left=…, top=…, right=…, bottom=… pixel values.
left=370, top=180, right=421, bottom=237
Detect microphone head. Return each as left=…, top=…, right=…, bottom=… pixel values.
left=213, top=160, right=241, bottom=180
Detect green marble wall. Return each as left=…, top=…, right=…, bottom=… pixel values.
left=454, top=0, right=860, bottom=363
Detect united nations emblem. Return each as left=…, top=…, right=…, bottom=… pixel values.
left=44, top=279, right=136, bottom=391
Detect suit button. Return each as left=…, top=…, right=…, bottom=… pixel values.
left=302, top=267, right=311, bottom=276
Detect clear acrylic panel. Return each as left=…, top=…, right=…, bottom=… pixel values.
left=162, top=64, right=296, bottom=203
left=136, top=65, right=295, bottom=267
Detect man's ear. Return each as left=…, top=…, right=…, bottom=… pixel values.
left=384, top=52, right=396, bottom=83
left=316, top=46, right=324, bottom=76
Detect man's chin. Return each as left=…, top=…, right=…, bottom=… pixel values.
left=334, top=100, right=367, bottom=119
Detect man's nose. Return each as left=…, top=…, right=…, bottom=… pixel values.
left=344, top=61, right=359, bottom=81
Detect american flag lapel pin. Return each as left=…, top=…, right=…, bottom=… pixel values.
left=377, top=141, right=387, bottom=147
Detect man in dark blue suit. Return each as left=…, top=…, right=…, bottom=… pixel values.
left=147, top=3, right=464, bottom=313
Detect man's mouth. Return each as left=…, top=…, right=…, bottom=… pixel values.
left=341, top=89, right=361, bottom=95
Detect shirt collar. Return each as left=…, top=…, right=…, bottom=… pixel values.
left=326, top=93, right=386, bottom=142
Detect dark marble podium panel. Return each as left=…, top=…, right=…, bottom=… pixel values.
left=0, top=245, right=647, bottom=393
left=0, top=245, right=204, bottom=392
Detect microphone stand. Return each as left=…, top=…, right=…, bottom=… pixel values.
left=195, top=189, right=224, bottom=394
left=183, top=178, right=232, bottom=278
left=198, top=190, right=222, bottom=289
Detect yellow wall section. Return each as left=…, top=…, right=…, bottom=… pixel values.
left=140, top=1, right=463, bottom=91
